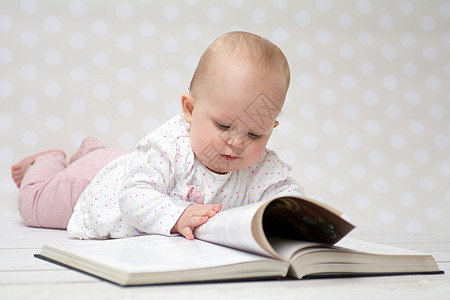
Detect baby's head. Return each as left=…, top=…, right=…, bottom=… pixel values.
left=182, top=31, right=290, bottom=174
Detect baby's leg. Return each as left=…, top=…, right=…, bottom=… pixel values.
left=69, top=137, right=106, bottom=164
left=11, top=150, right=66, bottom=188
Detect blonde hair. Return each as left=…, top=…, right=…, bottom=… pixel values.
left=189, top=31, right=290, bottom=98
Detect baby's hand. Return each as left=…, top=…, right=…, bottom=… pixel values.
left=171, top=203, right=222, bottom=240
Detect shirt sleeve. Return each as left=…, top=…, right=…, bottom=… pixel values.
left=118, top=137, right=192, bottom=236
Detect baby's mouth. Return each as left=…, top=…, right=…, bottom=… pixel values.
left=220, top=154, right=238, bottom=161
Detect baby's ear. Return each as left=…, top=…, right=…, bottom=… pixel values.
left=181, top=93, right=194, bottom=123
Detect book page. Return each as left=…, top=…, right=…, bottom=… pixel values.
left=195, top=201, right=271, bottom=257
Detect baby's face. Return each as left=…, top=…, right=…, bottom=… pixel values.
left=183, top=66, right=284, bottom=174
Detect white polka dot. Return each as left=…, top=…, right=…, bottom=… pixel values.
left=70, top=66, right=86, bottom=82
left=381, top=45, right=396, bottom=60
left=405, top=91, right=421, bottom=106
left=357, top=0, right=371, bottom=13
left=363, top=90, right=378, bottom=105
left=208, top=6, right=223, bottom=23
left=118, top=100, right=135, bottom=116
left=163, top=37, right=179, bottom=53
left=426, top=76, right=440, bottom=91
left=117, top=34, right=134, bottom=51
left=297, top=73, right=313, bottom=88
left=164, top=69, right=180, bottom=85
left=360, top=61, right=375, bottom=76
left=354, top=194, right=371, bottom=210
left=299, top=103, right=315, bottom=119
left=394, top=163, right=410, bottom=178
left=423, top=46, right=438, bottom=61
left=425, top=207, right=441, bottom=221
left=21, top=0, right=38, bottom=14
left=386, top=104, right=402, bottom=119
left=414, top=149, right=429, bottom=164
left=69, top=0, right=86, bottom=16
left=44, top=17, right=61, bottom=33
left=141, top=85, right=157, bottom=102
left=365, top=120, right=381, bottom=135
left=296, top=42, right=312, bottom=58
left=380, top=14, right=394, bottom=30
left=0, top=47, right=12, bottom=65
left=141, top=117, right=158, bottom=133
left=45, top=82, right=61, bottom=99
left=322, top=120, right=338, bottom=135
left=252, top=8, right=267, bottom=25
left=350, top=165, right=366, bottom=180
left=329, top=179, right=345, bottom=195
left=316, top=0, right=330, bottom=11
left=277, top=119, right=293, bottom=135
left=21, top=30, right=38, bottom=47
left=347, top=134, right=362, bottom=150
left=21, top=97, right=38, bottom=114
left=304, top=165, right=321, bottom=180
left=318, top=59, right=333, bottom=75
left=117, top=68, right=134, bottom=84
left=93, top=84, right=110, bottom=100
left=117, top=2, right=133, bottom=19
left=358, top=31, right=373, bottom=46
left=403, top=62, right=417, bottom=77
left=22, top=130, right=39, bottom=147
left=164, top=4, right=179, bottom=21
left=405, top=221, right=422, bottom=234
left=0, top=179, right=15, bottom=196
left=140, top=21, right=155, bottom=37
left=302, top=134, right=318, bottom=150
left=279, top=150, right=296, bottom=165
left=0, top=14, right=12, bottom=32
left=45, top=49, right=61, bottom=66
left=344, top=105, right=358, bottom=119
left=400, top=192, right=416, bottom=207
left=0, top=80, right=12, bottom=98
left=400, top=33, right=415, bottom=47
left=419, top=177, right=435, bottom=191
left=340, top=44, right=355, bottom=59
left=0, top=113, right=13, bottom=131
left=409, top=120, right=424, bottom=135
left=70, top=98, right=86, bottom=115
left=295, top=10, right=310, bottom=27
left=185, top=55, right=199, bottom=72
left=21, top=64, right=38, bottom=81
left=184, top=24, right=200, bottom=39
left=93, top=51, right=109, bottom=68
left=92, top=19, right=109, bottom=35
left=434, top=133, right=448, bottom=148
left=421, top=16, right=435, bottom=32
left=398, top=1, right=413, bottom=14
left=0, top=147, right=13, bottom=164
left=440, top=162, right=450, bottom=176
left=119, top=132, right=136, bottom=149
left=94, top=116, right=110, bottom=133
left=338, top=13, right=353, bottom=29
left=341, top=75, right=356, bottom=90
left=390, top=134, right=406, bottom=149
left=317, top=29, right=333, bottom=45
left=369, top=149, right=384, bottom=165
left=273, top=27, right=288, bottom=43
left=45, top=115, right=63, bottom=132
left=320, top=90, right=335, bottom=105
left=69, top=33, right=86, bottom=49
left=325, top=150, right=341, bottom=165
left=383, top=75, right=398, bottom=90
left=379, top=210, right=395, bottom=223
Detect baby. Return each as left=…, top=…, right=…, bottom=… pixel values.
left=11, top=31, right=304, bottom=240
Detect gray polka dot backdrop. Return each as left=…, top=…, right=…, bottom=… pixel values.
left=1, top=0, right=449, bottom=234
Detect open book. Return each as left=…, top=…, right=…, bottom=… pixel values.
left=35, top=196, right=443, bottom=286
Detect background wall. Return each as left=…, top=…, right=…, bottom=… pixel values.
left=1, top=0, right=449, bottom=234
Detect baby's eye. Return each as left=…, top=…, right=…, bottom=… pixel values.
left=216, top=122, right=230, bottom=130
left=248, top=132, right=261, bottom=139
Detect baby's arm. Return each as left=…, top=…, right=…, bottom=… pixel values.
left=171, top=203, right=222, bottom=240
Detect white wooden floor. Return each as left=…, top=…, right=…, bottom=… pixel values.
left=1, top=211, right=450, bottom=300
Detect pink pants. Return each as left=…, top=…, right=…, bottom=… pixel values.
left=18, top=140, right=126, bottom=229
